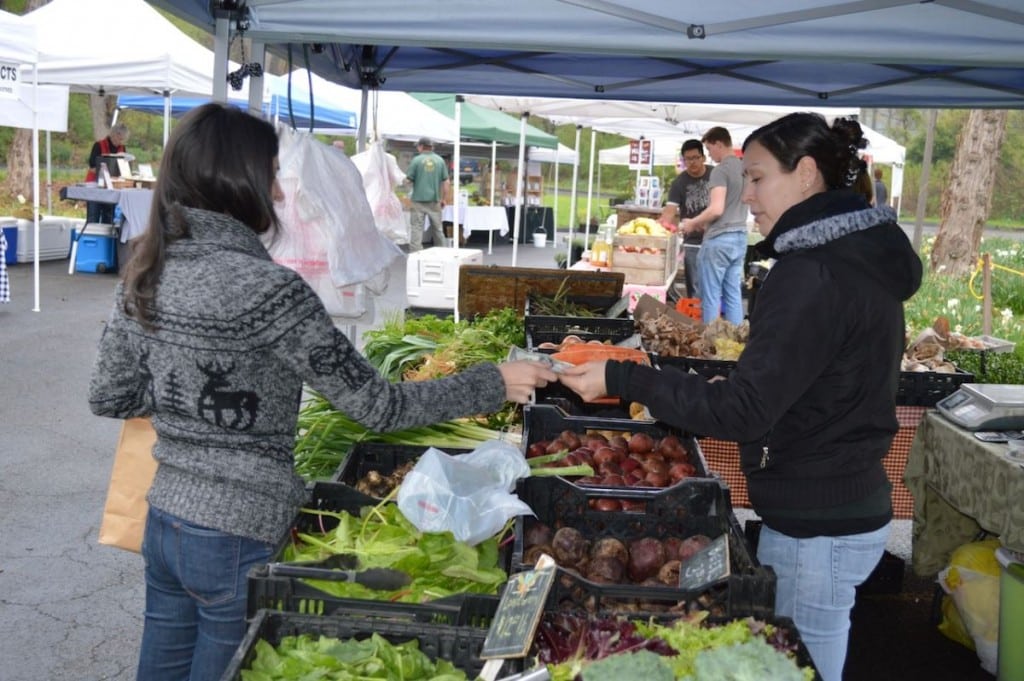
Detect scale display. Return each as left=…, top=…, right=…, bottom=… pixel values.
left=937, top=384, right=1024, bottom=431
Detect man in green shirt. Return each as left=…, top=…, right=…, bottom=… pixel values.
left=405, top=137, right=450, bottom=251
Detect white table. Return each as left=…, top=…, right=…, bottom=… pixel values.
left=441, top=205, right=510, bottom=254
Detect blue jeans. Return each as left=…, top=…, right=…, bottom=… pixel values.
left=757, top=523, right=890, bottom=681
left=137, top=506, right=273, bottom=681
left=696, top=230, right=747, bottom=324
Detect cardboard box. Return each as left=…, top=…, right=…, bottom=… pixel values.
left=612, top=233, right=677, bottom=285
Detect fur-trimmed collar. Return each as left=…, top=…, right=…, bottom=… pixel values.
left=774, top=205, right=897, bottom=255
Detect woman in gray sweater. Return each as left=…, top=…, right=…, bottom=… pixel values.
left=88, top=103, right=555, bottom=681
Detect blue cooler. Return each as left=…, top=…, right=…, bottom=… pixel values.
left=1, top=220, right=18, bottom=265
left=72, top=224, right=117, bottom=273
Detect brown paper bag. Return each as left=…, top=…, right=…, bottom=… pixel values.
left=98, top=417, right=158, bottom=553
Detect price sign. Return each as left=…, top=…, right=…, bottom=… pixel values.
left=480, top=557, right=557, bottom=659
left=678, top=533, right=731, bottom=591
left=628, top=139, right=654, bottom=171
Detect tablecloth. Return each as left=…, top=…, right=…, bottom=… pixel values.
left=442, top=204, right=509, bottom=238
left=905, top=410, right=1024, bottom=576
left=116, top=189, right=155, bottom=243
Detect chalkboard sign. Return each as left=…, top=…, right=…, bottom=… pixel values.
left=678, top=534, right=731, bottom=591
left=480, top=562, right=557, bottom=659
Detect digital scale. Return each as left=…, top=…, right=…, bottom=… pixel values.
left=936, top=384, right=1024, bottom=431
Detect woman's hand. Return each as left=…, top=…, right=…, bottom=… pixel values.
left=498, top=361, right=559, bottom=404
left=558, top=360, right=609, bottom=402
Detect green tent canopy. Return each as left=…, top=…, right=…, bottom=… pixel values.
left=413, top=93, right=558, bottom=149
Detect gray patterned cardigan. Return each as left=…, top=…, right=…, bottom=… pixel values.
left=88, top=207, right=506, bottom=544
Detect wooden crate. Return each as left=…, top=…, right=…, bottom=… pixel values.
left=612, top=233, right=677, bottom=285
left=457, top=266, right=624, bottom=319
left=614, top=204, right=662, bottom=226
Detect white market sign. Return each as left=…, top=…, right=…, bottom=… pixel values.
left=0, top=61, right=21, bottom=100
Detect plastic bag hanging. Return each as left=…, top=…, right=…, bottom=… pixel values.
left=268, top=126, right=402, bottom=316
left=350, top=141, right=409, bottom=244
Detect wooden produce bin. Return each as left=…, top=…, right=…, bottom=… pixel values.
left=612, top=233, right=677, bottom=285
left=457, top=266, right=624, bottom=319
left=614, top=203, right=663, bottom=226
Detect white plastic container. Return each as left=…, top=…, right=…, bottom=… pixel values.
left=406, top=247, right=483, bottom=309
left=17, top=215, right=85, bottom=262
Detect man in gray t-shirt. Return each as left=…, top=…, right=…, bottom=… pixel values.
left=680, top=127, right=749, bottom=324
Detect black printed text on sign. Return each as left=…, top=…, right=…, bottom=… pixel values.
left=480, top=563, right=557, bottom=659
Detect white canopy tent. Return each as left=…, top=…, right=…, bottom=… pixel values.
left=0, top=10, right=53, bottom=311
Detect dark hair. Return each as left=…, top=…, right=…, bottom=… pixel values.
left=122, top=103, right=281, bottom=328
left=873, top=166, right=884, bottom=180
left=681, top=139, right=704, bottom=156
left=701, top=126, right=732, bottom=147
left=742, top=112, right=868, bottom=192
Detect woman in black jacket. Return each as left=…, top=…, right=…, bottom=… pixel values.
left=559, top=112, right=922, bottom=681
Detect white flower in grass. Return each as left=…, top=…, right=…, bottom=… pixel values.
left=1001, top=308, right=1014, bottom=322
left=946, top=298, right=960, bottom=310
left=975, top=304, right=982, bottom=313
left=955, top=324, right=964, bottom=334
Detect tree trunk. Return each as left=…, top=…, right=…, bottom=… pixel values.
left=929, top=109, right=1007, bottom=277
left=1, top=0, right=49, bottom=203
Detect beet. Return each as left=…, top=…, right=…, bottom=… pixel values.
left=627, top=537, right=667, bottom=582
left=590, top=537, right=629, bottom=565
left=657, top=559, right=681, bottom=585
left=678, top=534, right=713, bottom=562
left=524, top=543, right=554, bottom=566
left=663, top=537, right=684, bottom=561
left=559, top=429, right=582, bottom=451
left=552, top=527, right=588, bottom=567
left=525, top=522, right=553, bottom=548
left=587, top=556, right=625, bottom=583
left=609, top=434, right=629, bottom=451
left=628, top=432, right=655, bottom=454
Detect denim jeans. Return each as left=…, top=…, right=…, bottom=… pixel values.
left=682, top=244, right=701, bottom=299
left=696, top=230, right=747, bottom=324
left=137, top=506, right=273, bottom=681
left=757, top=523, right=890, bottom=681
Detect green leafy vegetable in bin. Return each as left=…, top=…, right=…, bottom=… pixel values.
left=241, top=632, right=467, bottom=680
left=283, top=499, right=509, bottom=602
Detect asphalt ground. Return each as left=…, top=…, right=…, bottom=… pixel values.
left=0, top=230, right=996, bottom=680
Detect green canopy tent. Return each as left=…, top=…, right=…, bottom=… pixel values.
left=414, top=93, right=558, bottom=265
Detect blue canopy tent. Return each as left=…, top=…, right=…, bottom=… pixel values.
left=117, top=71, right=357, bottom=134
left=146, top=1, right=1024, bottom=108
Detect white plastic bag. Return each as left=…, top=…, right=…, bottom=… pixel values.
left=939, top=561, right=1000, bottom=674
left=351, top=141, right=409, bottom=245
left=397, top=441, right=533, bottom=546
left=267, top=127, right=402, bottom=316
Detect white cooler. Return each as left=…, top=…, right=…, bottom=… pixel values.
left=17, top=215, right=85, bottom=262
left=406, top=247, right=483, bottom=309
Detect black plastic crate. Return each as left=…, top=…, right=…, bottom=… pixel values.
left=248, top=482, right=510, bottom=619
left=524, top=294, right=634, bottom=350
left=330, top=442, right=473, bottom=495
left=522, top=403, right=712, bottom=481
left=651, top=353, right=738, bottom=380
left=223, top=609, right=519, bottom=681
left=896, top=369, right=973, bottom=406
left=513, top=477, right=774, bottom=619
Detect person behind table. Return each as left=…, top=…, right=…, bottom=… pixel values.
left=659, top=139, right=710, bottom=299
left=679, top=126, right=748, bottom=324
left=873, top=166, right=889, bottom=207
left=405, top=136, right=450, bottom=251
left=87, top=103, right=556, bottom=681
left=85, top=122, right=130, bottom=224
left=557, top=112, right=922, bottom=681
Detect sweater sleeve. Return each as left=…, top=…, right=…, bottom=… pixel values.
left=87, top=294, right=152, bottom=419
left=271, top=273, right=507, bottom=432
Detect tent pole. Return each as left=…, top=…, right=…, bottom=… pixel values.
left=453, top=96, right=463, bottom=247
left=45, top=131, right=52, bottom=215
left=358, top=85, right=369, bottom=152
left=553, top=145, right=560, bottom=245
left=212, top=15, right=230, bottom=103
left=584, top=128, right=596, bottom=251
left=32, top=67, right=40, bottom=312
left=248, top=40, right=266, bottom=118
left=511, top=113, right=528, bottom=268
left=490, top=141, right=497, bottom=207
left=567, top=125, right=581, bottom=266
left=163, top=91, right=171, bottom=147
